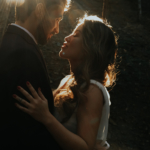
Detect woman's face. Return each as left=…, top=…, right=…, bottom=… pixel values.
left=59, top=24, right=84, bottom=62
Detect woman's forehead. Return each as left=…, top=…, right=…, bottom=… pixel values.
left=74, top=24, right=83, bottom=32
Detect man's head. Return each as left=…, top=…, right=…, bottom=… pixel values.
left=15, top=0, right=71, bottom=45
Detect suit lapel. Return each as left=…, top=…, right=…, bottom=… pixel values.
left=35, top=45, right=50, bottom=81
left=6, top=25, right=50, bottom=82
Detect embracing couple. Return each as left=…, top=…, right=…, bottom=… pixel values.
left=0, top=0, right=117, bottom=149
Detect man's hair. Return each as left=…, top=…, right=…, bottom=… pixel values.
left=15, top=0, right=71, bottom=22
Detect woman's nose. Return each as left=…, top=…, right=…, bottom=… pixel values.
left=65, top=35, right=71, bottom=42
left=55, top=25, right=59, bottom=34
left=55, top=22, right=59, bottom=34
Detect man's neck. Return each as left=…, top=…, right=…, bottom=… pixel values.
left=13, top=21, right=38, bottom=44
left=15, top=20, right=37, bottom=39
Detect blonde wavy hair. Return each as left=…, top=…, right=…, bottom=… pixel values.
left=54, top=15, right=118, bottom=123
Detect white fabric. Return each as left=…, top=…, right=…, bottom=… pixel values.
left=54, top=76, right=111, bottom=149
left=90, top=80, right=111, bottom=149
left=11, top=23, right=37, bottom=44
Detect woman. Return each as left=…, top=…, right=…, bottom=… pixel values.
left=13, top=15, right=118, bottom=150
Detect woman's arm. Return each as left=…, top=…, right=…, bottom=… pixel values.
left=43, top=83, right=104, bottom=150
left=76, top=84, right=104, bottom=150
left=13, top=82, right=103, bottom=150
left=44, top=113, right=89, bottom=150
left=13, top=82, right=89, bottom=150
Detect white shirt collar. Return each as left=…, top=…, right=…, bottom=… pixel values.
left=11, top=23, right=37, bottom=44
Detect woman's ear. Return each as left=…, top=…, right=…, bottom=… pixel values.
left=35, top=3, right=45, bottom=20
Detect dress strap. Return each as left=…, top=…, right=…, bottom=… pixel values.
left=104, top=141, right=110, bottom=149
left=90, top=79, right=110, bottom=147
left=90, top=79, right=111, bottom=106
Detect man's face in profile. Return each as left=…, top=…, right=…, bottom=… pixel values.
left=36, top=4, right=64, bottom=45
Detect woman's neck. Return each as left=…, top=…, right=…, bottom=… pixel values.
left=69, top=60, right=81, bottom=74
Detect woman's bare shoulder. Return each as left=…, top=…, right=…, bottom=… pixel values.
left=77, top=83, right=104, bottom=116
left=83, top=83, right=104, bottom=104
left=76, top=83, right=104, bottom=149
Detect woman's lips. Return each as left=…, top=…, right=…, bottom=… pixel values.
left=61, top=42, right=68, bottom=48
left=48, top=34, right=53, bottom=39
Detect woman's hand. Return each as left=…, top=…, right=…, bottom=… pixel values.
left=12, top=82, right=52, bottom=125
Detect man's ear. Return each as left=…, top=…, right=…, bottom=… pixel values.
left=35, top=3, right=45, bottom=20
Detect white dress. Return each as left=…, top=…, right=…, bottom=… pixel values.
left=54, top=76, right=111, bottom=149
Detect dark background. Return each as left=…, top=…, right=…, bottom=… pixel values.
left=0, top=0, right=149, bottom=149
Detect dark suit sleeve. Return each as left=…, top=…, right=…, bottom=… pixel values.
left=0, top=48, right=54, bottom=115
left=0, top=48, right=59, bottom=149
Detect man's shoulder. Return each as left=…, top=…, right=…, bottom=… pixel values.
left=2, top=33, right=36, bottom=50
left=0, top=31, right=42, bottom=67
left=0, top=34, right=39, bottom=61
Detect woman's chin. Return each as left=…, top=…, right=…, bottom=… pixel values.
left=59, top=50, right=68, bottom=59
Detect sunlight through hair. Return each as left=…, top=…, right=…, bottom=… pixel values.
left=77, top=14, right=112, bottom=28
left=105, top=74, right=111, bottom=87
left=64, top=0, right=71, bottom=11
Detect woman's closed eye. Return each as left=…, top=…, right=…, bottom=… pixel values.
left=73, top=33, right=78, bottom=37
left=56, top=18, right=61, bottom=22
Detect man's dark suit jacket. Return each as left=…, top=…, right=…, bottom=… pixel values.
left=0, top=25, right=61, bottom=149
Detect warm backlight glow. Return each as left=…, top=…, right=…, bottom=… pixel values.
left=6, top=0, right=25, bottom=5
left=6, top=0, right=71, bottom=11
left=64, top=0, right=71, bottom=12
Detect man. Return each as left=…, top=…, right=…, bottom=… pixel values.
left=0, top=0, right=70, bottom=149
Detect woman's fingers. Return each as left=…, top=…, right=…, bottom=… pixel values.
left=13, top=94, right=31, bottom=108
left=17, top=86, right=34, bottom=103
left=15, top=103, right=30, bottom=114
left=38, top=88, right=46, bottom=100
left=26, top=82, right=39, bottom=99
